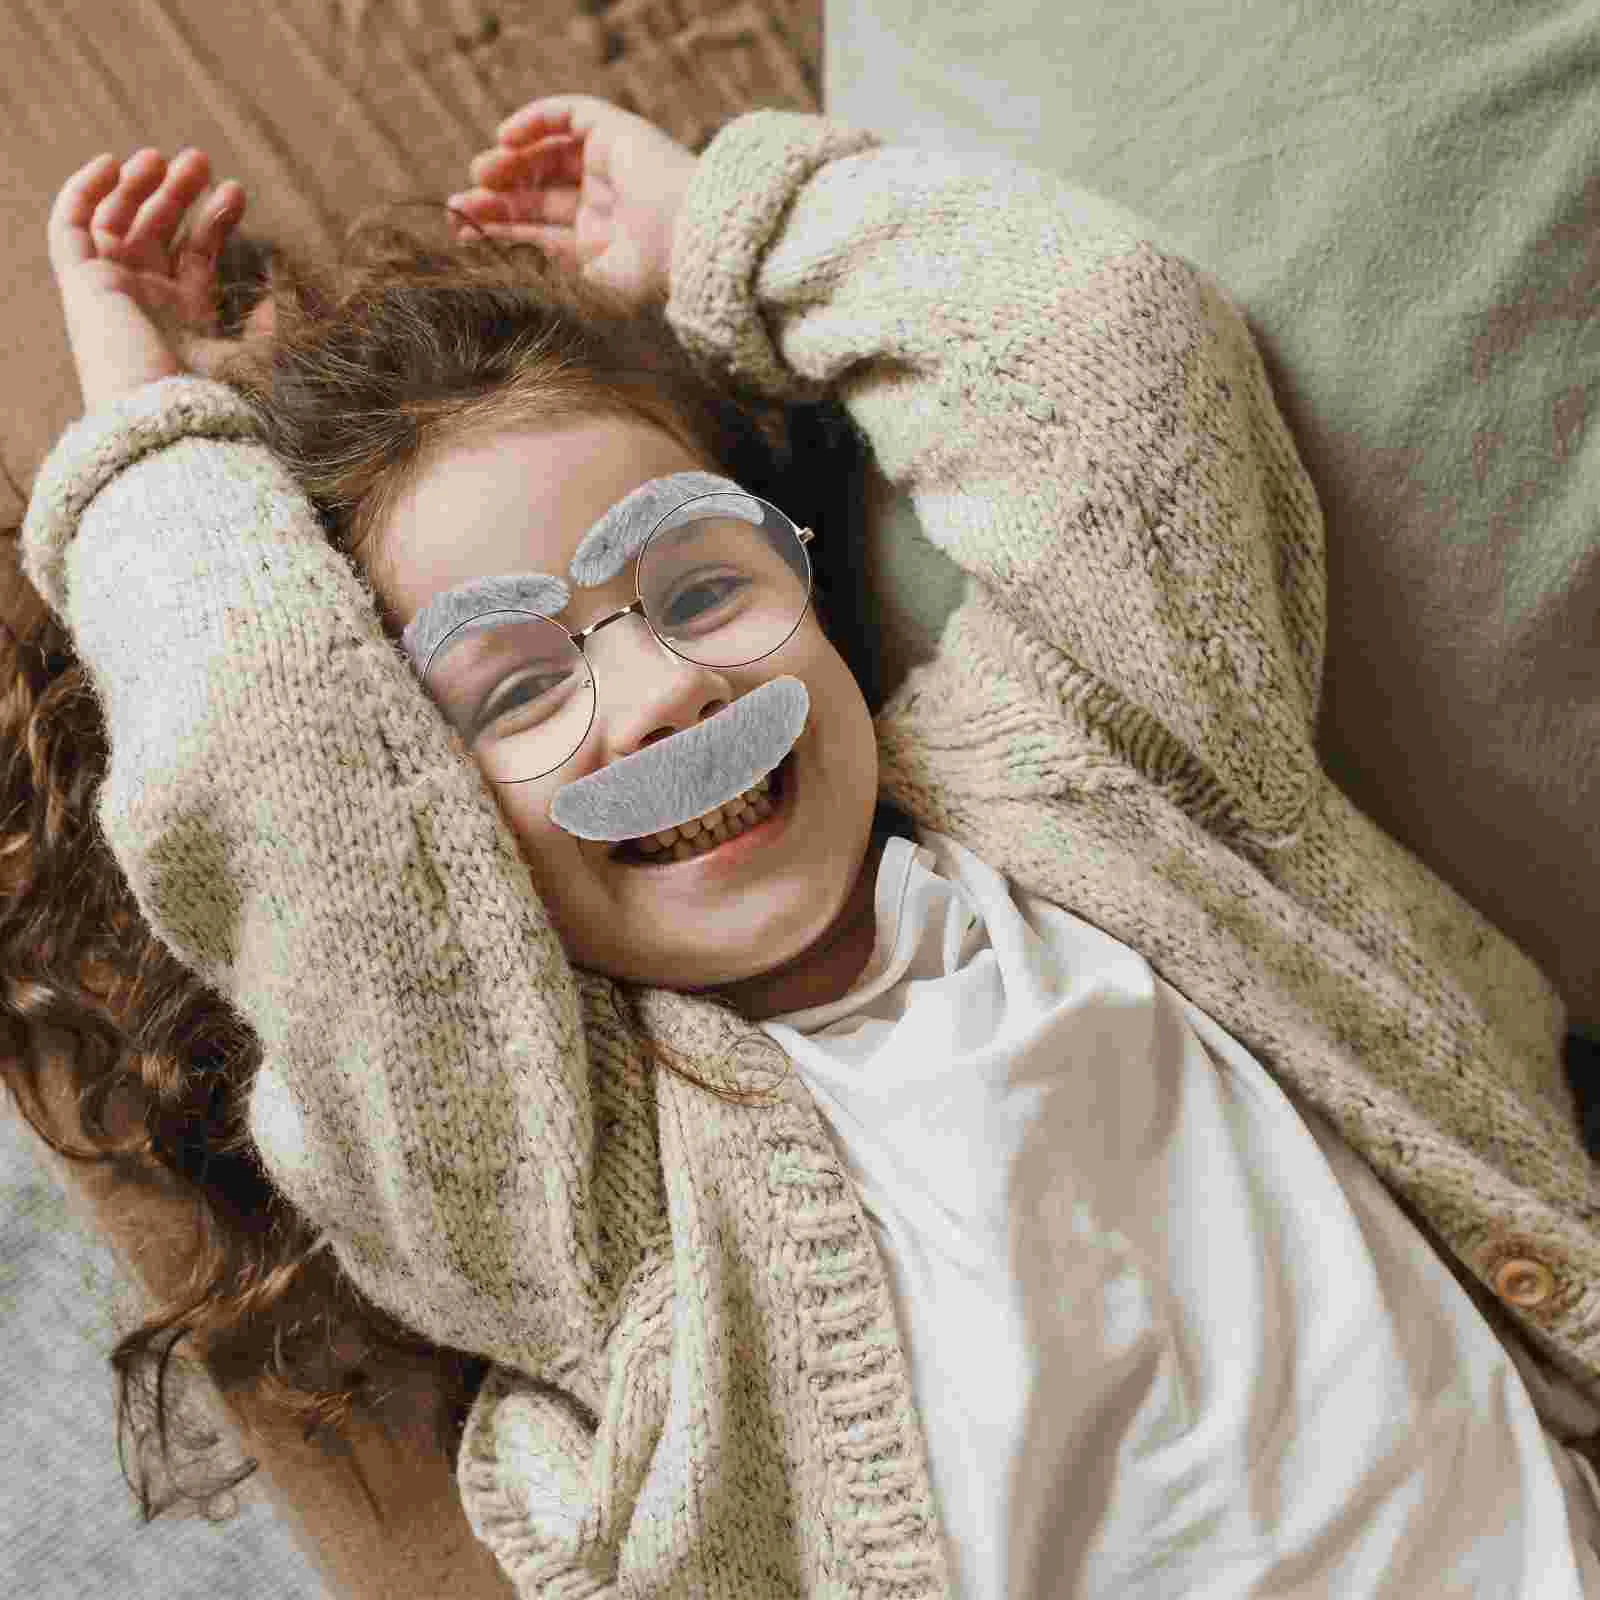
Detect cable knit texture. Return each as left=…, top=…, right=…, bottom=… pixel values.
left=19, top=108, right=1598, bottom=1596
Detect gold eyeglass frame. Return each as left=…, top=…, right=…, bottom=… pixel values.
left=425, top=490, right=816, bottom=784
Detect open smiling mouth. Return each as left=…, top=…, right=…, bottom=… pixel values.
left=609, top=751, right=795, bottom=868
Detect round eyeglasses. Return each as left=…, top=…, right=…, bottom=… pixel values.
left=420, top=490, right=815, bottom=783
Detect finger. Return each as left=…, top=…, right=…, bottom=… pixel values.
left=122, top=148, right=214, bottom=268
left=497, top=94, right=619, bottom=144
left=469, top=135, right=580, bottom=191
left=496, top=98, right=581, bottom=143
left=447, top=191, right=508, bottom=225
left=449, top=182, right=579, bottom=228
left=47, top=153, right=123, bottom=271
left=90, top=149, right=167, bottom=254
left=448, top=215, right=580, bottom=265
left=175, top=182, right=247, bottom=314
left=179, top=179, right=246, bottom=261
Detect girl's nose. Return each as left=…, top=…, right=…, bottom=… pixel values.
left=593, top=613, right=734, bottom=757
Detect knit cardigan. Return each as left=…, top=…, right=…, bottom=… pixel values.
left=20, top=109, right=1599, bottom=1598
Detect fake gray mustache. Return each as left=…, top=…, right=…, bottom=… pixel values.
left=548, top=676, right=809, bottom=843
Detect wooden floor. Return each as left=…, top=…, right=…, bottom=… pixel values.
left=506, top=0, right=823, bottom=154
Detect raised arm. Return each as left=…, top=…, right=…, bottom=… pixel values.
left=668, top=110, right=1328, bottom=847
left=20, top=379, right=611, bottom=1379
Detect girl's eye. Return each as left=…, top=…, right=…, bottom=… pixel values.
left=478, top=667, right=586, bottom=733
left=662, top=574, right=746, bottom=629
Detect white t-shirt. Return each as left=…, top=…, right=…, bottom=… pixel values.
left=761, top=829, right=1600, bottom=1599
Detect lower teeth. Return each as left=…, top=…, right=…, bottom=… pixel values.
left=669, top=803, right=769, bottom=861
left=680, top=820, right=751, bottom=859
left=623, top=759, right=786, bottom=865
left=631, top=798, right=772, bottom=865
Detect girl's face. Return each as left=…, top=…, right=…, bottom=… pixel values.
left=375, top=415, right=883, bottom=1018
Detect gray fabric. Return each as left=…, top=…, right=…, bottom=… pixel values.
left=403, top=572, right=570, bottom=677
left=0, top=1101, right=328, bottom=1598
left=549, top=673, right=807, bottom=839
left=825, top=0, right=1600, bottom=1034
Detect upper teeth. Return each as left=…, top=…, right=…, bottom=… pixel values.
left=628, top=770, right=775, bottom=853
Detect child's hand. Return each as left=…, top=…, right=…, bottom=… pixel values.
left=449, top=95, right=698, bottom=310
left=46, top=148, right=247, bottom=413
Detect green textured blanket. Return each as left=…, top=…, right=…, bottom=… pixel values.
left=827, top=0, right=1600, bottom=1036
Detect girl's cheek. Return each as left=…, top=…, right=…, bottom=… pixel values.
left=490, top=787, right=564, bottom=867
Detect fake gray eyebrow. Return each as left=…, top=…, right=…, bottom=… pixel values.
left=399, top=470, right=754, bottom=675
left=567, top=470, right=758, bottom=585
left=400, top=573, right=569, bottom=675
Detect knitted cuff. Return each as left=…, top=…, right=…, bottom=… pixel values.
left=19, top=375, right=266, bottom=621
left=667, top=108, right=882, bottom=398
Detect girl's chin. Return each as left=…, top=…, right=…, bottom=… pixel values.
left=603, top=879, right=855, bottom=1001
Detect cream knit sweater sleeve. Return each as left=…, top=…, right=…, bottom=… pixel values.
left=669, top=111, right=1329, bottom=848
left=18, top=375, right=610, bottom=1380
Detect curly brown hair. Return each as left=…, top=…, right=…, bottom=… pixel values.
left=0, top=196, right=904, bottom=1529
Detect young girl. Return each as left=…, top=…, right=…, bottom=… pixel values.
left=24, top=93, right=1600, bottom=1597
